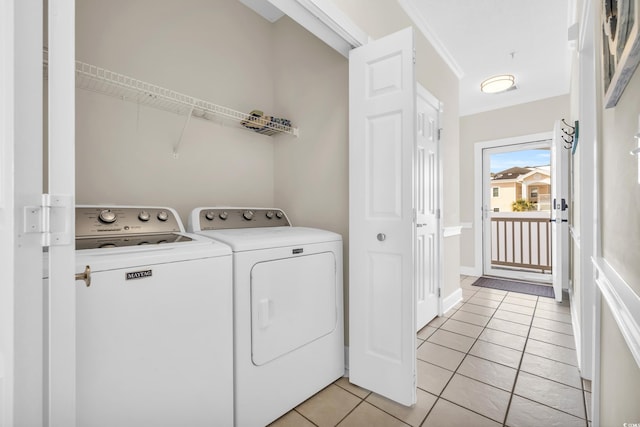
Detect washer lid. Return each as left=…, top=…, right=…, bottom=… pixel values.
left=194, top=226, right=342, bottom=252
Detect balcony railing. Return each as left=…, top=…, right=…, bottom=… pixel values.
left=491, top=212, right=552, bottom=273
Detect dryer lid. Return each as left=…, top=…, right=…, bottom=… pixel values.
left=194, top=226, right=341, bottom=252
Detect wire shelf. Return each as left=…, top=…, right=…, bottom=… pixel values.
left=73, top=60, right=298, bottom=137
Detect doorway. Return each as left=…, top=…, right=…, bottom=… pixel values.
left=482, top=140, right=553, bottom=284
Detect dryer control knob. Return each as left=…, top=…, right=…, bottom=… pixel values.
left=98, top=209, right=117, bottom=224
left=205, top=211, right=215, bottom=221
left=138, top=211, right=150, bottom=222
left=243, top=210, right=254, bottom=220
left=157, top=211, right=169, bottom=221
left=266, top=211, right=274, bottom=219
left=276, top=211, right=284, bottom=219
left=219, top=211, right=228, bottom=220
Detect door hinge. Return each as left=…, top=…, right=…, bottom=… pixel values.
left=413, top=48, right=416, bottom=64
left=437, top=128, right=442, bottom=140
left=436, top=209, right=441, bottom=220
left=437, top=288, right=441, bottom=298
left=24, top=194, right=74, bottom=247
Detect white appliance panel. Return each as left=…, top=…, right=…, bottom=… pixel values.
left=76, top=252, right=233, bottom=427
left=233, top=241, right=344, bottom=427
left=251, top=251, right=337, bottom=365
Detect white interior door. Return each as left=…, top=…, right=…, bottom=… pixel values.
left=348, top=27, right=416, bottom=406
left=415, top=85, right=440, bottom=331
left=551, top=120, right=569, bottom=302
left=1, top=1, right=45, bottom=425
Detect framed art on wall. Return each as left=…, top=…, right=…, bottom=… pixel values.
left=602, top=0, right=640, bottom=108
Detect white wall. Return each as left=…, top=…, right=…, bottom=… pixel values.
left=75, top=0, right=278, bottom=221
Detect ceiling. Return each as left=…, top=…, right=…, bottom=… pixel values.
left=405, top=0, right=574, bottom=116
left=240, top=0, right=575, bottom=116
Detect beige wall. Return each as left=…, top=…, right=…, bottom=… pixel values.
left=459, top=95, right=570, bottom=269
left=271, top=16, right=350, bottom=339
left=332, top=0, right=462, bottom=301
left=75, top=0, right=278, bottom=221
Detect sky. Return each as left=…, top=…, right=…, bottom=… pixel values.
left=490, top=149, right=551, bottom=173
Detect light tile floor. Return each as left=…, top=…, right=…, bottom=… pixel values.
left=269, top=275, right=592, bottom=427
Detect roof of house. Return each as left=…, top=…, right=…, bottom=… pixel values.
left=492, top=167, right=532, bottom=181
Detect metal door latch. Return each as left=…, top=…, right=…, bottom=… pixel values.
left=75, top=265, right=91, bottom=287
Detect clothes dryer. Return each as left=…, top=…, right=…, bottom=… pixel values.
left=188, top=207, right=344, bottom=427
left=73, top=206, right=233, bottom=427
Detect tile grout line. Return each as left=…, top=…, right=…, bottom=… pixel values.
left=501, top=295, right=539, bottom=427
left=425, top=287, right=511, bottom=425
left=419, top=282, right=574, bottom=426
left=417, top=286, right=490, bottom=426
left=422, top=281, right=585, bottom=426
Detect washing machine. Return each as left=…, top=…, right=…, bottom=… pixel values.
left=74, top=206, right=233, bottom=427
left=188, top=207, right=344, bottom=427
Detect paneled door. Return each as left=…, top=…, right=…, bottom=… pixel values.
left=348, top=27, right=417, bottom=406
left=415, top=85, right=440, bottom=331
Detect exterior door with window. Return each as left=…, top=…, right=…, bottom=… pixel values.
left=482, top=141, right=553, bottom=284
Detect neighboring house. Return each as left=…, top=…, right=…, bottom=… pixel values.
left=490, top=166, right=551, bottom=211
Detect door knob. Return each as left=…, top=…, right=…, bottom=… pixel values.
left=377, top=233, right=386, bottom=241
left=75, top=265, right=91, bottom=287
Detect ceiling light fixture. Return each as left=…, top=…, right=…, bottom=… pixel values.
left=480, top=74, right=516, bottom=94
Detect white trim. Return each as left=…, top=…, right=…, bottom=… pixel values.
left=268, top=0, right=368, bottom=57
left=593, top=257, right=640, bottom=369
left=0, top=0, right=14, bottom=423
left=569, top=226, right=580, bottom=249
left=473, top=133, right=553, bottom=280
left=442, top=288, right=462, bottom=315
left=239, top=0, right=285, bottom=22
left=443, top=226, right=462, bottom=238
left=397, top=0, right=464, bottom=79
left=461, top=222, right=472, bottom=229
left=569, top=287, right=582, bottom=368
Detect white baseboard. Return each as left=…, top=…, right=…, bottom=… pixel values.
left=569, top=288, right=582, bottom=370
left=593, top=257, right=640, bottom=369
left=460, top=266, right=481, bottom=277
left=442, top=288, right=463, bottom=314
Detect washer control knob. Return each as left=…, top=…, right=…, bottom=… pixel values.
left=266, top=211, right=274, bottom=219
left=276, top=211, right=284, bottom=219
left=205, top=211, right=215, bottom=221
left=98, top=209, right=117, bottom=224
left=157, top=210, right=169, bottom=222
left=243, top=210, right=254, bottom=220
left=138, top=211, right=150, bottom=222
left=219, top=211, right=228, bottom=220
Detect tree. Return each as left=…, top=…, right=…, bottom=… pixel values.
left=512, top=199, right=536, bottom=211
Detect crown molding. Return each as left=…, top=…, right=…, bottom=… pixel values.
left=397, top=0, right=464, bottom=79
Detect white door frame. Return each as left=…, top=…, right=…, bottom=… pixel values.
left=577, top=0, right=599, bottom=421
left=473, top=132, right=553, bottom=281
left=47, top=1, right=77, bottom=426
left=1, top=1, right=45, bottom=425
